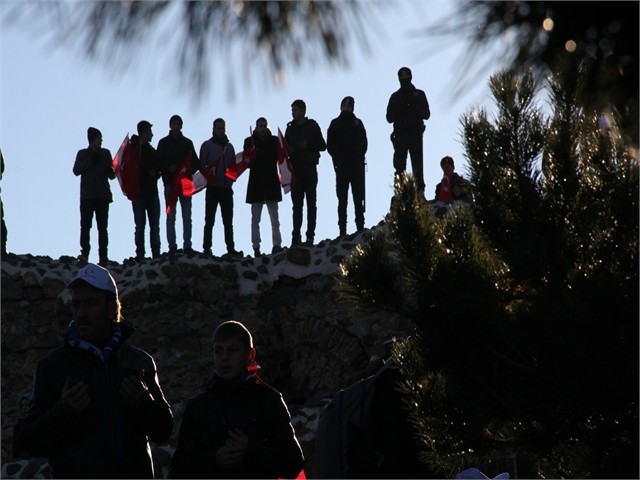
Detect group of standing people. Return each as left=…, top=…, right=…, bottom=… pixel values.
left=72, top=66, right=435, bottom=264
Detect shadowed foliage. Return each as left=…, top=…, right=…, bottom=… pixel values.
left=337, top=67, right=638, bottom=478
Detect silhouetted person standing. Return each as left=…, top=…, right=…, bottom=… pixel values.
left=73, top=127, right=115, bottom=265
left=200, top=118, right=239, bottom=257
left=386, top=67, right=431, bottom=193
left=285, top=99, right=326, bottom=246
left=157, top=114, right=199, bottom=254
left=1, top=148, right=7, bottom=257
left=327, top=96, right=368, bottom=236
left=130, top=120, right=162, bottom=261
left=245, top=117, right=283, bottom=256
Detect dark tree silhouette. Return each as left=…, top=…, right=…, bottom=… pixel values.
left=425, top=1, right=638, bottom=144
left=1, top=0, right=386, bottom=99
left=336, top=68, right=638, bottom=478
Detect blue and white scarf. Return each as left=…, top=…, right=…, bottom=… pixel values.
left=67, top=321, right=124, bottom=364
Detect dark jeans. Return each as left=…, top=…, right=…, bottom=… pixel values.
left=335, top=161, right=365, bottom=235
left=79, top=198, right=110, bottom=259
left=203, top=186, right=234, bottom=252
left=132, top=191, right=161, bottom=258
left=291, top=164, right=318, bottom=243
left=1, top=197, right=6, bottom=255
left=392, top=131, right=425, bottom=192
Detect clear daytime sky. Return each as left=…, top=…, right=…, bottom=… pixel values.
left=1, top=1, right=504, bottom=263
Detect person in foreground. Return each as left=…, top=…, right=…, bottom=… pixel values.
left=14, top=263, right=173, bottom=478
left=169, top=320, right=305, bottom=479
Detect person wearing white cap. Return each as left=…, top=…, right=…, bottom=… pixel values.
left=14, top=263, right=173, bottom=478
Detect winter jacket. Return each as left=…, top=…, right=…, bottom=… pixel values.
left=199, top=134, right=236, bottom=189
left=14, top=324, right=173, bottom=478
left=385, top=82, right=431, bottom=134
left=73, top=147, right=115, bottom=201
left=327, top=111, right=368, bottom=169
left=284, top=118, right=326, bottom=170
left=435, top=172, right=472, bottom=202
left=169, top=375, right=304, bottom=479
left=245, top=132, right=282, bottom=204
left=157, top=132, right=200, bottom=186
left=130, top=135, right=161, bottom=194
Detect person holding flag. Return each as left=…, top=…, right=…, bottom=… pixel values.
left=200, top=118, right=240, bottom=258
left=129, top=120, right=161, bottom=261
left=244, top=117, right=283, bottom=257
left=285, top=99, right=326, bottom=246
left=157, top=114, right=199, bottom=255
left=73, top=127, right=116, bottom=266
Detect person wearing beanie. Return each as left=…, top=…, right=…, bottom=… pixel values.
left=284, top=99, right=326, bottom=246
left=327, top=96, right=368, bottom=236
left=13, top=262, right=173, bottom=478
left=157, top=114, right=200, bottom=254
left=73, top=126, right=116, bottom=265
left=386, top=66, right=431, bottom=193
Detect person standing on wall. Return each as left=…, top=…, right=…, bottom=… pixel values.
left=73, top=127, right=115, bottom=266
left=386, top=67, right=431, bottom=194
left=327, top=96, right=368, bottom=236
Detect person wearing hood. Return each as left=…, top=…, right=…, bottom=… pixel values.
left=386, top=67, right=431, bottom=193
left=327, top=96, right=368, bottom=236
left=199, top=118, right=240, bottom=258
left=13, top=263, right=173, bottom=478
left=169, top=320, right=305, bottom=479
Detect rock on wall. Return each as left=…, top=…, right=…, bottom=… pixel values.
left=1, top=228, right=409, bottom=478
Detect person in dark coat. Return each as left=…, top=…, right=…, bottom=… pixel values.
left=157, top=114, right=200, bottom=254
left=169, top=320, right=305, bottom=479
left=386, top=67, right=431, bottom=193
left=130, top=120, right=162, bottom=261
left=244, top=117, right=283, bottom=257
left=327, top=96, right=368, bottom=236
left=14, top=263, right=173, bottom=478
left=285, top=99, right=327, bottom=246
left=200, top=118, right=240, bottom=257
left=73, top=127, right=116, bottom=265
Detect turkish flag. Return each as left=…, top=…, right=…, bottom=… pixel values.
left=112, top=134, right=141, bottom=201
left=166, top=153, right=194, bottom=214
left=225, top=143, right=255, bottom=181
left=277, top=128, right=296, bottom=194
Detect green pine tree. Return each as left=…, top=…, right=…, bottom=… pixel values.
left=336, top=67, right=638, bottom=478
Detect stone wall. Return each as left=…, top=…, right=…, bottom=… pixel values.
left=1, top=228, right=408, bottom=478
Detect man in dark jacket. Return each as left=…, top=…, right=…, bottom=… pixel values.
left=157, top=114, right=200, bottom=254
left=14, top=263, right=173, bottom=478
left=386, top=67, right=431, bottom=193
left=327, top=96, right=368, bottom=236
left=285, top=99, right=326, bottom=246
left=130, top=120, right=162, bottom=261
left=245, top=117, right=283, bottom=257
left=200, top=118, right=240, bottom=257
left=73, top=127, right=116, bottom=265
left=169, top=320, right=304, bottom=479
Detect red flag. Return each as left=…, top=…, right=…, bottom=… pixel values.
left=277, top=128, right=296, bottom=194
left=225, top=142, right=255, bottom=181
left=112, top=134, right=141, bottom=201
left=436, top=165, right=453, bottom=203
left=166, top=153, right=194, bottom=214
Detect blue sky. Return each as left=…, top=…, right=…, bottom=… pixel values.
left=1, top=1, right=503, bottom=262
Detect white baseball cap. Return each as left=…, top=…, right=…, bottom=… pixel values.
left=68, top=263, right=118, bottom=297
